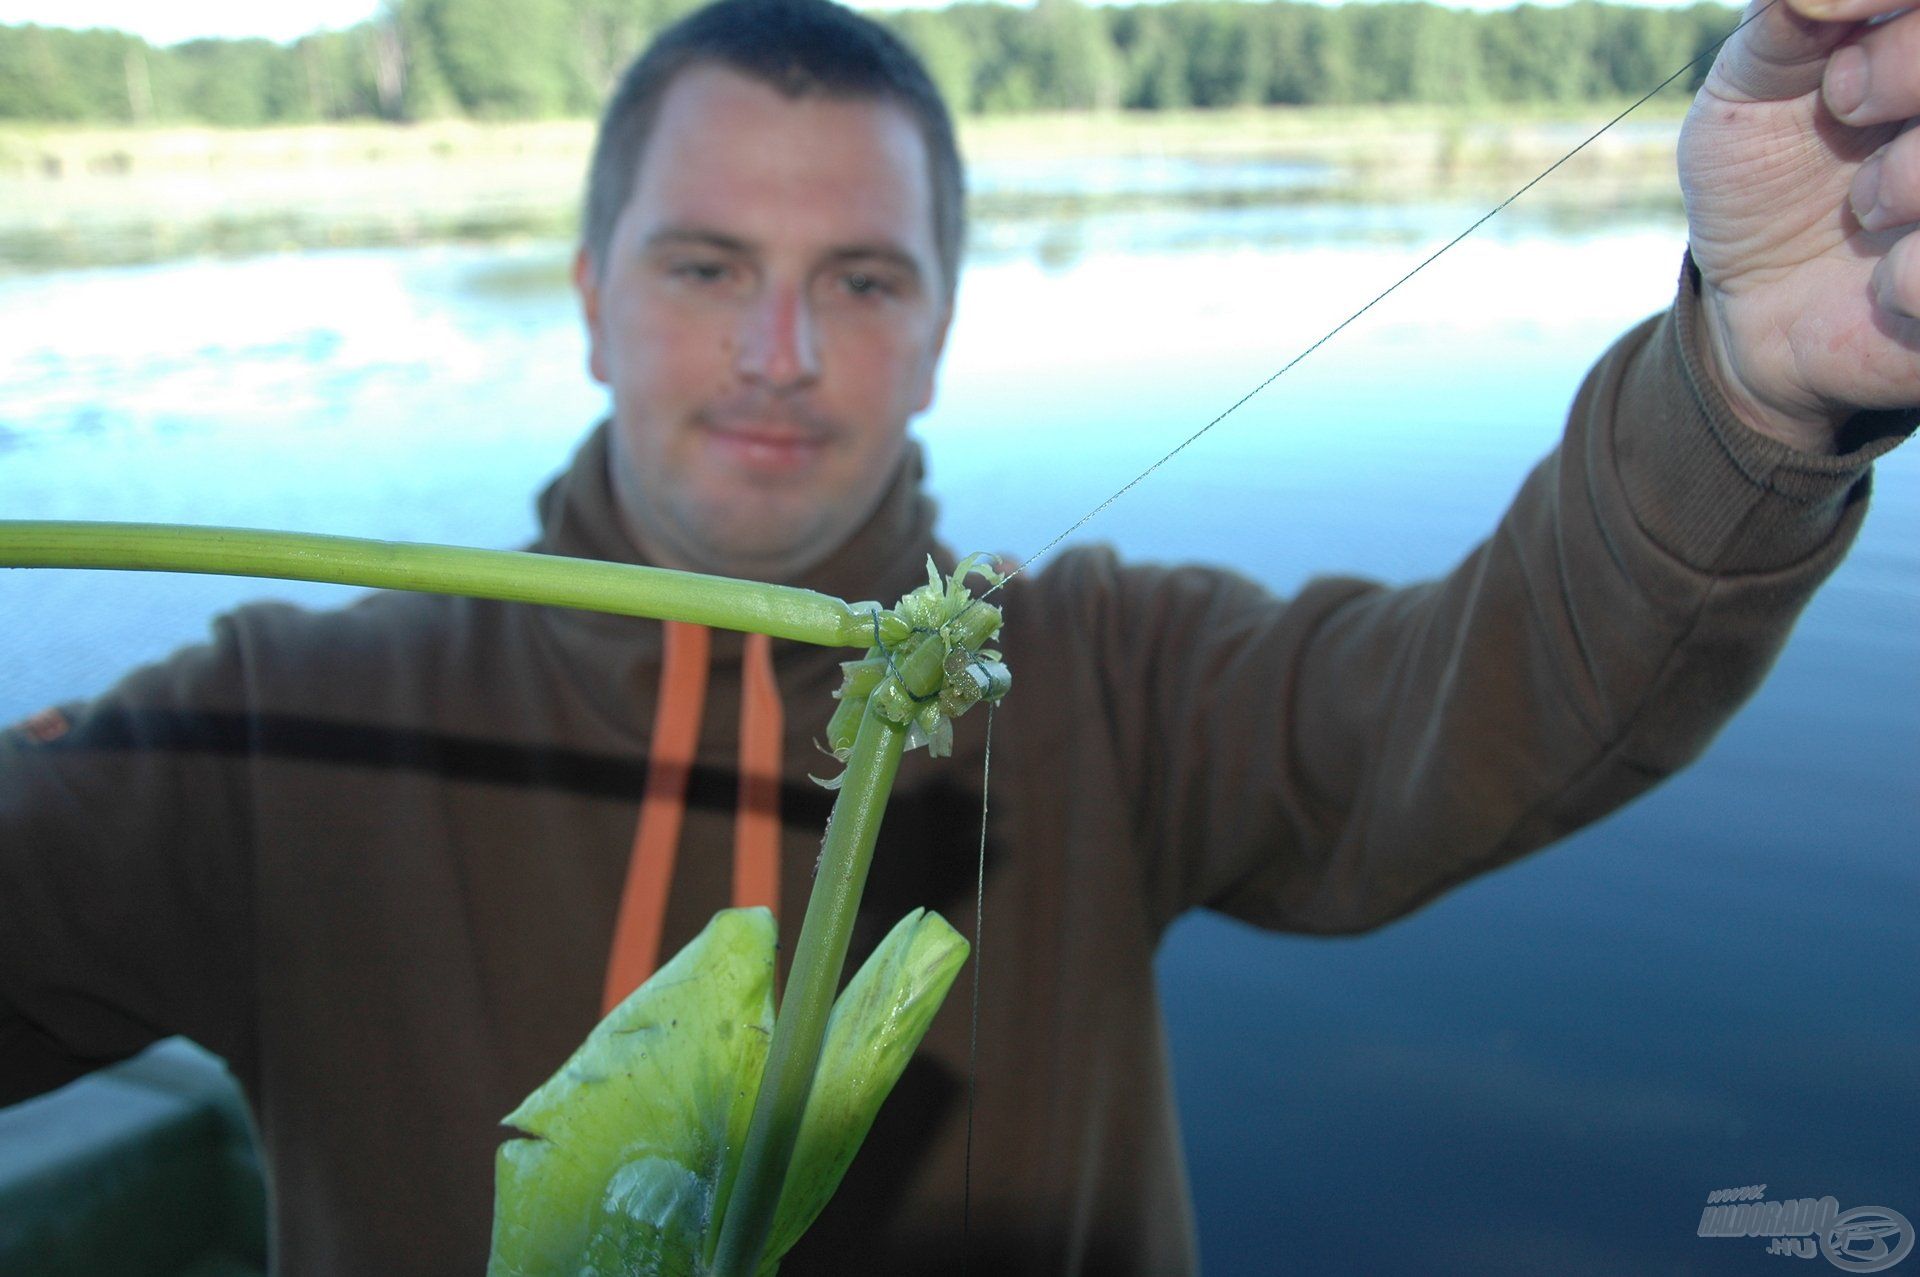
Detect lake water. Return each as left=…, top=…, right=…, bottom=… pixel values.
left=1, top=157, right=1915, bottom=1275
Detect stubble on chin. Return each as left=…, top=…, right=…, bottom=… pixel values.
left=603, top=432, right=820, bottom=581
left=605, top=411, right=911, bottom=582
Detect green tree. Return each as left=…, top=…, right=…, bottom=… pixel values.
left=1301, top=5, right=1361, bottom=105
left=1367, top=3, right=1484, bottom=105
left=568, top=0, right=658, bottom=108
left=1028, top=0, right=1121, bottom=111
left=385, top=0, right=458, bottom=119
left=1675, top=1, right=1738, bottom=97
left=1108, top=6, right=1188, bottom=110
left=406, top=0, right=575, bottom=118
left=0, top=25, right=150, bottom=122
left=1256, top=3, right=1312, bottom=106
left=1182, top=2, right=1270, bottom=107
left=166, top=38, right=293, bottom=125
left=1480, top=1, right=1608, bottom=103
left=0, top=1, right=1751, bottom=126
left=888, top=9, right=978, bottom=115
left=968, top=4, right=1038, bottom=113
left=290, top=28, right=393, bottom=121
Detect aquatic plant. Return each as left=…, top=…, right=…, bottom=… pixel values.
left=0, top=519, right=1010, bottom=1276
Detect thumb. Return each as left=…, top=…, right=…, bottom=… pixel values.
left=1705, top=0, right=1852, bottom=104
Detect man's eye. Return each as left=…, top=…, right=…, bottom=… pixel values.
left=670, top=260, right=731, bottom=284
left=841, top=271, right=894, bottom=299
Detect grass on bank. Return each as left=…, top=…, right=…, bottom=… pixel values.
left=0, top=103, right=1688, bottom=270
left=0, top=101, right=1686, bottom=176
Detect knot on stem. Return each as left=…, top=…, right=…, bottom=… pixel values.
left=815, top=554, right=1011, bottom=786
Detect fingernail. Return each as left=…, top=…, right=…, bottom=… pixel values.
left=1851, top=155, right=1885, bottom=229
left=1870, top=254, right=1895, bottom=312
left=1825, top=44, right=1869, bottom=120
left=1872, top=239, right=1916, bottom=319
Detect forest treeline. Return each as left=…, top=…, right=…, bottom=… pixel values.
left=0, top=0, right=1739, bottom=127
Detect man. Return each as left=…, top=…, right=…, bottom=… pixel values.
left=2, top=0, right=1914, bottom=1272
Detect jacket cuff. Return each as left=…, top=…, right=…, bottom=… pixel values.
left=1614, top=252, right=1913, bottom=574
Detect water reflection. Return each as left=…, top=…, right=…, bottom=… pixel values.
left=0, top=170, right=1913, bottom=1277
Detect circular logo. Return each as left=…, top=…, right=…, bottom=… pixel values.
left=1823, top=1206, right=1915, bottom=1272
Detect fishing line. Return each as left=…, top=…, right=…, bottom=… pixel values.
left=961, top=701, right=994, bottom=1275
left=951, top=0, right=1781, bottom=1250
left=970, top=0, right=1780, bottom=609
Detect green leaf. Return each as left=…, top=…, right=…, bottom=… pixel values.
left=761, top=909, right=970, bottom=1262
left=487, top=908, right=778, bottom=1277
left=486, top=906, right=968, bottom=1275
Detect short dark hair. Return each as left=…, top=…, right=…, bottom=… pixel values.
left=582, top=0, right=966, bottom=300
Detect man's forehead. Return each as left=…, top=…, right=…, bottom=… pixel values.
left=622, top=64, right=938, bottom=261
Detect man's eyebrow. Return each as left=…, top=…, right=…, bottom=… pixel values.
left=640, top=228, right=925, bottom=281
left=641, top=227, right=753, bottom=253
left=824, top=245, right=924, bottom=281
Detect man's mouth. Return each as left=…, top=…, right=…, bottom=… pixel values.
left=698, top=416, right=831, bottom=474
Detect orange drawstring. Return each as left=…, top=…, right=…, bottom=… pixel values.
left=732, top=631, right=784, bottom=911
left=601, top=624, right=785, bottom=1014
left=602, top=621, right=710, bottom=1014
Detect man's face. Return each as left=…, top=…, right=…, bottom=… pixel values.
left=576, top=64, right=951, bottom=582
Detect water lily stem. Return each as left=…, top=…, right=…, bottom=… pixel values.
left=3, top=518, right=999, bottom=1277
left=707, top=700, right=907, bottom=1277
left=0, top=520, right=882, bottom=648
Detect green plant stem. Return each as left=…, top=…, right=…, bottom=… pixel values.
left=707, top=700, right=907, bottom=1277
left=0, top=520, right=881, bottom=648
left=704, top=591, right=1005, bottom=1277
left=5, top=517, right=999, bottom=1275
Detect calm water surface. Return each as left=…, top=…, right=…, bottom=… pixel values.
left=1, top=179, right=1915, bottom=1275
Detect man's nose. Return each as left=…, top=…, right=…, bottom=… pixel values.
left=736, top=283, right=820, bottom=389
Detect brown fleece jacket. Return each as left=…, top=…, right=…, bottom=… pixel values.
left=0, top=267, right=1908, bottom=1275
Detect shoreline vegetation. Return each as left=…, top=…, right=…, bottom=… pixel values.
left=2, top=0, right=1728, bottom=270
left=0, top=104, right=1686, bottom=272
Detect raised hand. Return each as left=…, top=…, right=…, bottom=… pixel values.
left=1679, top=0, right=1920, bottom=452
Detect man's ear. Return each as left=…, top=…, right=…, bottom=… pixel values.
left=574, top=246, right=610, bottom=386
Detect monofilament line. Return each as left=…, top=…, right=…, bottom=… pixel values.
left=961, top=701, right=995, bottom=1274
left=975, top=0, right=1778, bottom=605
left=954, top=0, right=1777, bottom=1245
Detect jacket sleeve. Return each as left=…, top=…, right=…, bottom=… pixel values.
left=0, top=617, right=258, bottom=1106
left=1075, top=259, right=1912, bottom=937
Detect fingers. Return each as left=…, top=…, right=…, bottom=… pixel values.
left=1853, top=123, right=1920, bottom=229
left=1708, top=0, right=1851, bottom=103
left=1820, top=6, right=1920, bottom=125
left=1790, top=0, right=1911, bottom=22
left=1872, top=232, right=1919, bottom=317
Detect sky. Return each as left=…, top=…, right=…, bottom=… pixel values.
left=0, top=0, right=1706, bottom=47
left=0, top=0, right=381, bottom=45
left=0, top=1, right=929, bottom=46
